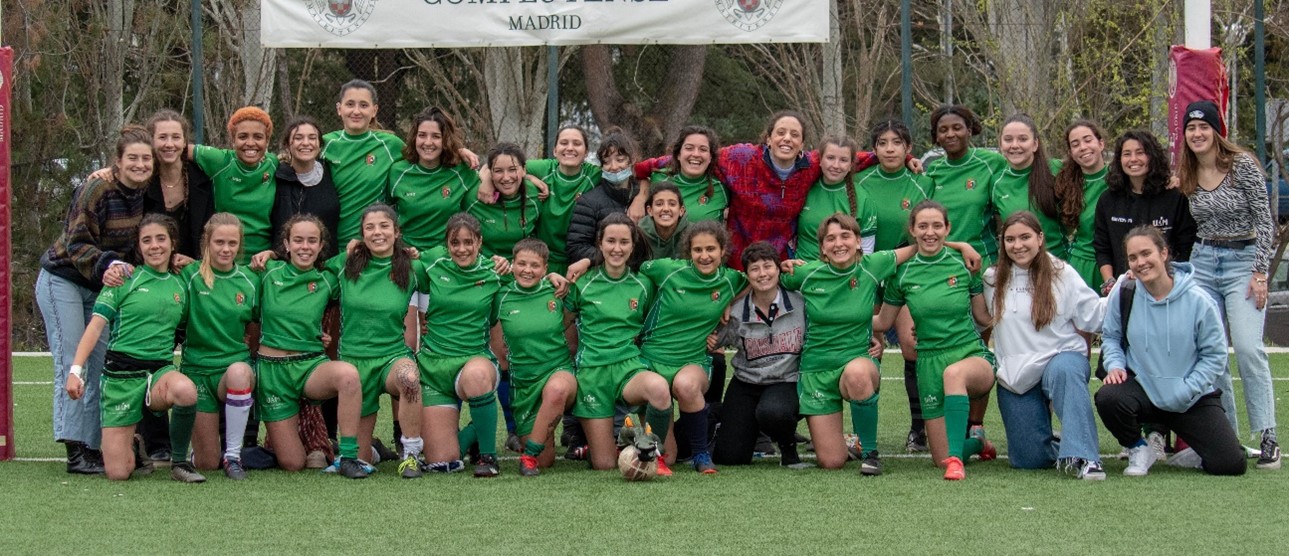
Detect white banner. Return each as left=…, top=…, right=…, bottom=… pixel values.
left=261, top=1, right=828, bottom=48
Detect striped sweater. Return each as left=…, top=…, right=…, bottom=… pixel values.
left=40, top=177, right=146, bottom=290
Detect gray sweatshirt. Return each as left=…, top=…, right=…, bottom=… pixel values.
left=712, top=287, right=805, bottom=385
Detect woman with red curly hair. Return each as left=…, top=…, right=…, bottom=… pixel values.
left=184, top=107, right=279, bottom=264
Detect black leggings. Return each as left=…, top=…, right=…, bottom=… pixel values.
left=1094, top=376, right=1246, bottom=476
left=712, top=377, right=798, bottom=465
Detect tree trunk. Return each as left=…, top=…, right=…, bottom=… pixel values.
left=484, top=47, right=548, bottom=155
left=821, top=0, right=845, bottom=138
left=238, top=2, right=276, bottom=109
left=582, top=45, right=706, bottom=155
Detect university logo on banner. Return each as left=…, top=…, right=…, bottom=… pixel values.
left=716, top=0, right=785, bottom=32
left=307, top=0, right=377, bottom=37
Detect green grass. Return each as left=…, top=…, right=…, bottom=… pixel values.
left=3, top=354, right=1288, bottom=554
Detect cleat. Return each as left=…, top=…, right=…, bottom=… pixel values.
left=565, top=444, right=589, bottom=461
left=338, top=457, right=369, bottom=479
left=519, top=454, right=541, bottom=477
left=399, top=455, right=423, bottom=479
left=223, top=457, right=247, bottom=481
left=905, top=429, right=928, bottom=453
left=691, top=451, right=717, bottom=474
left=170, top=462, right=207, bottom=483
left=860, top=451, right=882, bottom=476
left=423, top=459, right=464, bottom=473
left=969, top=427, right=996, bottom=461
left=474, top=454, right=500, bottom=477
left=943, top=456, right=965, bottom=481
left=372, top=438, right=398, bottom=463
left=305, top=450, right=328, bottom=470
left=655, top=458, right=674, bottom=477
left=505, top=433, right=524, bottom=454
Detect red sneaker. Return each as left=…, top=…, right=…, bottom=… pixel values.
left=655, top=458, right=674, bottom=477
left=519, top=454, right=540, bottom=477
left=970, top=426, right=997, bottom=461
left=943, top=456, right=965, bottom=481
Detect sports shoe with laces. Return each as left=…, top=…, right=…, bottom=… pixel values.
left=1075, top=459, right=1106, bottom=480
left=969, top=426, right=996, bottom=461
left=565, top=444, right=589, bottom=461
left=474, top=454, right=500, bottom=477
left=1124, top=444, right=1155, bottom=476
left=905, top=429, right=928, bottom=453
left=655, top=457, right=674, bottom=477
left=422, top=459, right=464, bottom=473
left=223, top=457, right=247, bottom=481
left=305, top=450, right=328, bottom=469
left=171, top=462, right=207, bottom=483
left=1146, top=431, right=1168, bottom=463
left=692, top=451, right=717, bottom=474
left=860, top=451, right=882, bottom=476
left=1257, top=431, right=1281, bottom=470
left=399, top=455, right=423, bottom=479
left=942, top=456, right=965, bottom=480
left=506, top=433, right=524, bottom=454
left=338, top=457, right=369, bottom=479
left=519, top=454, right=541, bottom=477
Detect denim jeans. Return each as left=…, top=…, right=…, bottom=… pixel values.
left=36, top=270, right=109, bottom=449
left=996, top=351, right=1102, bottom=469
left=1190, top=243, right=1277, bottom=436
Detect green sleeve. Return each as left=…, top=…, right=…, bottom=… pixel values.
left=779, top=262, right=807, bottom=290
left=192, top=144, right=230, bottom=176
left=883, top=272, right=906, bottom=306
left=92, top=284, right=124, bottom=322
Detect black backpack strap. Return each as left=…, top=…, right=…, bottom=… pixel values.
left=1095, top=279, right=1137, bottom=380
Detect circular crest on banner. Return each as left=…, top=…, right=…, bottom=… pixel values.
left=716, top=0, right=784, bottom=32
left=307, top=0, right=377, bottom=37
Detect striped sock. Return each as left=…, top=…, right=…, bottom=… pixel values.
left=223, top=387, right=254, bottom=462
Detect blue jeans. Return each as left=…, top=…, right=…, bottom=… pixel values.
left=995, top=351, right=1101, bottom=468
left=35, top=270, right=108, bottom=449
left=1190, top=243, right=1277, bottom=436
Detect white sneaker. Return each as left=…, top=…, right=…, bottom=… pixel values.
left=1124, top=444, right=1156, bottom=476
left=1077, top=459, right=1107, bottom=480
left=1146, top=431, right=1167, bottom=462
left=1166, top=447, right=1203, bottom=469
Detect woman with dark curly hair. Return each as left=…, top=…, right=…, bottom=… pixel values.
left=1093, top=130, right=1196, bottom=296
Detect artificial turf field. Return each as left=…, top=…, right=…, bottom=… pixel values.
left=2, top=354, right=1287, bottom=554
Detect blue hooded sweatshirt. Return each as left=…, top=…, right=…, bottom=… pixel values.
left=1101, top=262, right=1228, bottom=413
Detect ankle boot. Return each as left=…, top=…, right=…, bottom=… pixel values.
left=65, top=442, right=105, bottom=474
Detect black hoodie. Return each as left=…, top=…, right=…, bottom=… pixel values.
left=1093, top=187, right=1197, bottom=276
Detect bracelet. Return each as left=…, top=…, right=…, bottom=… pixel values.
left=69, top=364, right=84, bottom=380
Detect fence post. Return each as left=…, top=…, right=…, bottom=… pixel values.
left=545, top=45, right=559, bottom=158
left=192, top=0, right=205, bottom=144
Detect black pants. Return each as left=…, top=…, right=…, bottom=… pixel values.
left=1094, top=376, right=1246, bottom=476
left=712, top=377, right=798, bottom=465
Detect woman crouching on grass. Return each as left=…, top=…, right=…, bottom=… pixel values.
left=565, top=213, right=675, bottom=474
left=494, top=238, right=577, bottom=476
left=874, top=201, right=995, bottom=480
left=252, top=214, right=367, bottom=478
left=984, top=212, right=1107, bottom=480
left=66, top=214, right=203, bottom=482
left=1094, top=225, right=1246, bottom=476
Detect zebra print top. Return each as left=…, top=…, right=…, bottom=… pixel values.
left=1188, top=153, right=1273, bottom=274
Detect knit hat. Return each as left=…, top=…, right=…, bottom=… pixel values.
left=227, top=106, right=274, bottom=138
left=1183, top=100, right=1224, bottom=137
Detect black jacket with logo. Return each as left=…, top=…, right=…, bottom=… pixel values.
left=1093, top=188, right=1197, bottom=276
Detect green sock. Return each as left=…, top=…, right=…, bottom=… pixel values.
left=945, top=395, right=970, bottom=459
left=339, top=436, right=359, bottom=459
left=523, top=439, right=545, bottom=458
left=457, top=423, right=477, bottom=459
left=645, top=405, right=673, bottom=451
left=169, top=405, right=196, bottom=464
left=963, top=437, right=984, bottom=458
left=850, top=392, right=880, bottom=457
left=467, top=392, right=499, bottom=456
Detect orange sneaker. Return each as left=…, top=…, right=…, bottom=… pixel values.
left=943, top=456, right=965, bottom=481
left=519, top=454, right=541, bottom=477
left=970, top=426, right=997, bottom=461
left=655, top=458, right=674, bottom=477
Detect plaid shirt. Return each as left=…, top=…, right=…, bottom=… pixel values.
left=636, top=144, right=880, bottom=270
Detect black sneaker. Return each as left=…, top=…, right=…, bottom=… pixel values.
left=466, top=440, right=481, bottom=465
left=171, top=462, right=207, bottom=483
left=223, top=457, right=247, bottom=481
left=565, top=444, right=589, bottom=461
left=753, top=433, right=777, bottom=457
left=372, top=438, right=398, bottom=463
left=1257, top=432, right=1281, bottom=470
left=860, top=450, right=882, bottom=476
left=474, top=454, right=500, bottom=477
left=905, top=429, right=928, bottom=453
left=338, top=457, right=369, bottom=479
left=505, top=433, right=524, bottom=453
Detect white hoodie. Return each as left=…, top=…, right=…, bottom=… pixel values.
left=983, top=254, right=1106, bottom=394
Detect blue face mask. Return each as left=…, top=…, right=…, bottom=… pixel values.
left=602, top=168, right=632, bottom=185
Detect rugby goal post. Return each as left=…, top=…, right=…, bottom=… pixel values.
left=1, top=47, right=13, bottom=460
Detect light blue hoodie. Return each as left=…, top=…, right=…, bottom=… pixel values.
left=1101, top=262, right=1228, bottom=413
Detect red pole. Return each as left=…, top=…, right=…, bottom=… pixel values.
left=0, top=47, right=14, bottom=461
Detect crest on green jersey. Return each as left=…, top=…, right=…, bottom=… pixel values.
left=966, top=178, right=976, bottom=190
left=629, top=298, right=638, bottom=310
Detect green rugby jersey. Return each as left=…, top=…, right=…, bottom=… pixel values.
left=926, top=147, right=1006, bottom=258
left=855, top=166, right=933, bottom=251
left=1067, top=166, right=1108, bottom=261
left=991, top=159, right=1068, bottom=256
left=320, top=130, right=406, bottom=242
left=780, top=251, right=897, bottom=373
left=179, top=264, right=259, bottom=368
left=93, top=265, right=186, bottom=361
left=192, top=145, right=278, bottom=261
left=639, top=258, right=747, bottom=366
left=883, top=248, right=984, bottom=352
left=494, top=278, right=573, bottom=371
left=528, top=159, right=599, bottom=267
left=419, top=246, right=503, bottom=357
left=649, top=170, right=728, bottom=223
left=327, top=252, right=422, bottom=358
left=386, top=159, right=477, bottom=249
left=564, top=267, right=653, bottom=367
left=258, top=260, right=338, bottom=353
left=465, top=182, right=542, bottom=258
left=796, top=178, right=879, bottom=260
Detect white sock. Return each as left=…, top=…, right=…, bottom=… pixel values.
left=401, top=436, right=424, bottom=460
left=223, top=388, right=254, bottom=461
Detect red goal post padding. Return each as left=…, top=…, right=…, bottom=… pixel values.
left=1, top=47, right=13, bottom=460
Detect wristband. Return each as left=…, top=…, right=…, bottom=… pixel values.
left=69, top=365, right=84, bottom=380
